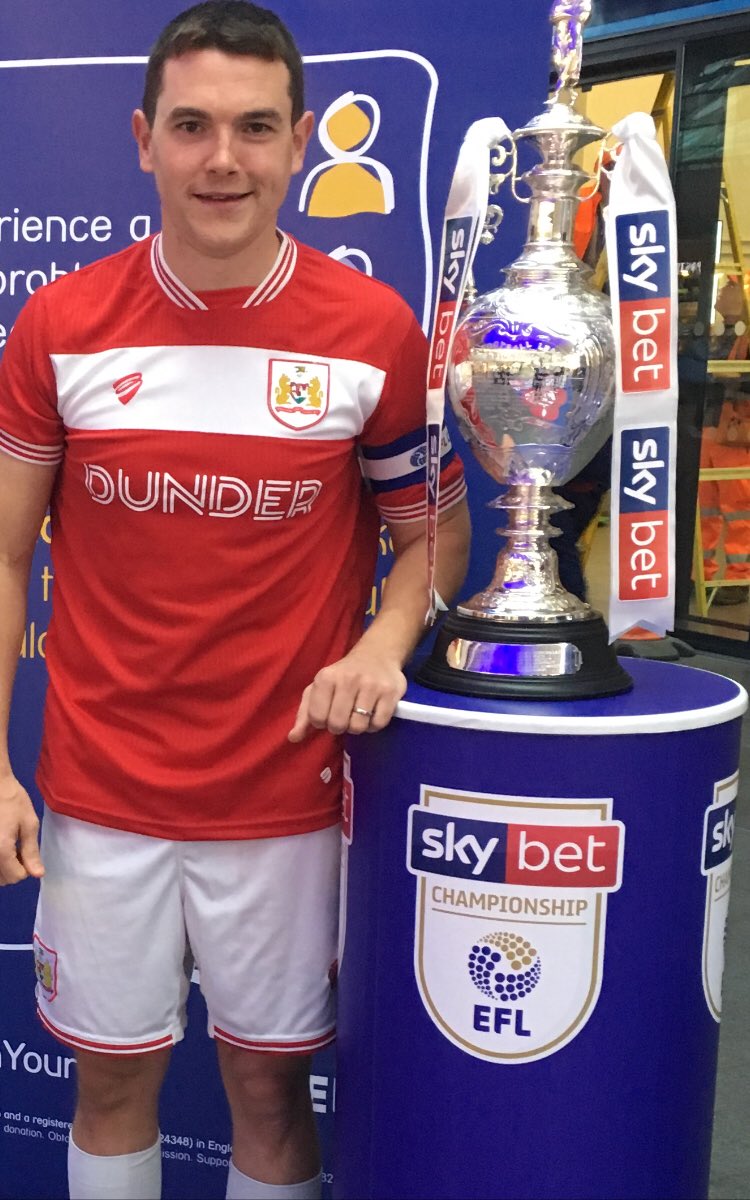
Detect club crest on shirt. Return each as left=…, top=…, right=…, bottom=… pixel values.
left=268, top=359, right=330, bottom=430
left=33, top=934, right=58, bottom=1002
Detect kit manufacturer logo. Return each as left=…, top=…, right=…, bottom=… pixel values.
left=701, top=773, right=736, bottom=1021
left=112, top=372, right=143, bottom=405
left=407, top=786, right=624, bottom=1064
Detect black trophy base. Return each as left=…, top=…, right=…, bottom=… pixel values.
left=418, top=610, right=633, bottom=700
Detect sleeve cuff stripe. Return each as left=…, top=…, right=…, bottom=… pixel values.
left=378, top=478, right=467, bottom=521
left=0, top=428, right=63, bottom=460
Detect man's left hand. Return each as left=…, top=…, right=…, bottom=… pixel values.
left=288, top=648, right=406, bottom=742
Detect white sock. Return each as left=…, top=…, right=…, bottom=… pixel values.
left=226, top=1160, right=322, bottom=1199
left=68, top=1135, right=161, bottom=1200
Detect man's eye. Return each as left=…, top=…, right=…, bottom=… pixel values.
left=245, top=122, right=272, bottom=135
left=177, top=121, right=202, bottom=134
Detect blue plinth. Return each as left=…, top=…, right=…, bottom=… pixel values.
left=334, top=659, right=746, bottom=1200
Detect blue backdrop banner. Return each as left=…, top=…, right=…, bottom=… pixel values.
left=0, top=3, right=550, bottom=1197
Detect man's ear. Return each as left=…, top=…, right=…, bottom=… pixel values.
left=132, top=109, right=155, bottom=174
left=291, top=110, right=315, bottom=175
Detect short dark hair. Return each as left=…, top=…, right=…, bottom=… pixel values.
left=142, top=1, right=304, bottom=126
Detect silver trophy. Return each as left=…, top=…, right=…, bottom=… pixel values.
left=420, top=0, right=631, bottom=698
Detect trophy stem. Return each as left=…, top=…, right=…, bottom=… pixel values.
left=459, top=483, right=590, bottom=623
left=417, top=481, right=632, bottom=699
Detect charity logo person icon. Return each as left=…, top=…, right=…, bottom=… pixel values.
left=299, top=91, right=395, bottom=218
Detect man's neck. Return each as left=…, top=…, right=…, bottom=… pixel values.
left=159, top=228, right=281, bottom=292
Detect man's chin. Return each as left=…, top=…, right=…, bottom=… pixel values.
left=187, top=228, right=256, bottom=261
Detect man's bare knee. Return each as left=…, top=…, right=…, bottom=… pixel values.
left=72, top=1047, right=171, bottom=1156
left=76, top=1046, right=170, bottom=1099
left=217, top=1045, right=318, bottom=1181
left=217, top=1044, right=312, bottom=1122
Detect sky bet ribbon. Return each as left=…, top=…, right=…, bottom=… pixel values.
left=605, top=113, right=678, bottom=639
left=425, top=117, right=511, bottom=621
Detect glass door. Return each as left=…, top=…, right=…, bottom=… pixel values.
left=673, top=36, right=750, bottom=650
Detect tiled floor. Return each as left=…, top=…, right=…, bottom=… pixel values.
left=585, top=528, right=750, bottom=1199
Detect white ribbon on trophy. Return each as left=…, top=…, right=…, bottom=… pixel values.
left=605, top=113, right=679, bottom=639
left=425, top=117, right=512, bottom=622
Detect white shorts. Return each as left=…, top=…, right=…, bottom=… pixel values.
left=33, top=807, right=340, bottom=1056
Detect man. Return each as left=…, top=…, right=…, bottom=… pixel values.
left=0, top=4, right=470, bottom=1200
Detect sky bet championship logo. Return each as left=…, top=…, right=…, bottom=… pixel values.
left=407, top=787, right=624, bottom=1063
left=701, top=774, right=737, bottom=1022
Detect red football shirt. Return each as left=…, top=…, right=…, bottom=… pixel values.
left=0, top=234, right=465, bottom=839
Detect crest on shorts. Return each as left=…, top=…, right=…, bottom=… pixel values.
left=33, top=934, right=58, bottom=1002
left=407, top=785, right=625, bottom=1064
left=268, top=359, right=330, bottom=430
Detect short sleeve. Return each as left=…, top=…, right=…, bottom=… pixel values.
left=359, top=309, right=466, bottom=524
left=0, top=290, right=63, bottom=466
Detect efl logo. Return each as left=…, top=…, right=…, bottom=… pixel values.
left=408, top=808, right=623, bottom=891
left=615, top=210, right=672, bottom=394
left=618, top=427, right=670, bottom=600
left=428, top=216, right=472, bottom=390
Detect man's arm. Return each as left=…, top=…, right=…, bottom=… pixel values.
left=288, top=497, right=470, bottom=741
left=0, top=454, right=57, bottom=885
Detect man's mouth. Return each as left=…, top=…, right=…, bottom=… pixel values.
left=194, top=191, right=251, bottom=204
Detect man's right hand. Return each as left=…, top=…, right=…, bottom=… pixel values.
left=0, top=775, right=44, bottom=885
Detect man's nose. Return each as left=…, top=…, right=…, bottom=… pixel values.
left=205, top=129, right=240, bottom=172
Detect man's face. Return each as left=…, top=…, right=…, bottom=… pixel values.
left=132, top=49, right=313, bottom=272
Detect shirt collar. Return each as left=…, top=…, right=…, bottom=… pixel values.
left=150, top=231, right=297, bottom=311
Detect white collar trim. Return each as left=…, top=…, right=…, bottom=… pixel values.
left=150, top=231, right=296, bottom=310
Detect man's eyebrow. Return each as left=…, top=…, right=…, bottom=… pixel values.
left=167, top=106, right=283, bottom=123
left=238, top=108, right=283, bottom=122
left=168, top=106, right=211, bottom=121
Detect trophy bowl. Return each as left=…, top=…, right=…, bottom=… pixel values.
left=453, top=287, right=614, bottom=492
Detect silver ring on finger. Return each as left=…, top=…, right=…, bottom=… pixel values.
left=352, top=706, right=374, bottom=717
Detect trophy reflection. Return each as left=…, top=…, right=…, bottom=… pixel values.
left=419, top=0, right=632, bottom=698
